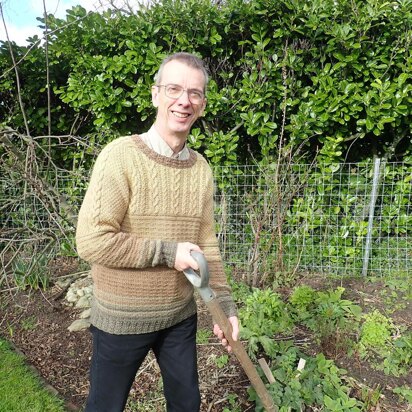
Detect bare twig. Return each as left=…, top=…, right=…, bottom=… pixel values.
left=0, top=127, right=87, bottom=290
left=0, top=4, right=31, bottom=136
left=42, top=0, right=52, bottom=137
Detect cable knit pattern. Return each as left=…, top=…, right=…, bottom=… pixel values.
left=76, top=135, right=237, bottom=334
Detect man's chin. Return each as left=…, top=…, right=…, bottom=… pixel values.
left=170, top=123, right=193, bottom=135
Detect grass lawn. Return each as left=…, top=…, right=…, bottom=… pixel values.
left=0, top=338, right=66, bottom=412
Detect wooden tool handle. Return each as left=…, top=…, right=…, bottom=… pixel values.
left=206, top=299, right=278, bottom=412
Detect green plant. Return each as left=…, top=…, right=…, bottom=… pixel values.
left=313, top=287, right=362, bottom=343
left=358, top=310, right=394, bottom=359
left=20, top=316, right=38, bottom=331
left=222, top=393, right=241, bottom=412
left=250, top=350, right=363, bottom=412
left=289, top=285, right=317, bottom=321
left=382, top=332, right=412, bottom=377
left=227, top=276, right=252, bottom=304
left=358, top=385, right=382, bottom=411
left=215, top=354, right=229, bottom=369
left=240, top=288, right=294, bottom=358
left=393, top=385, right=412, bottom=403
left=323, top=393, right=361, bottom=411
left=289, top=287, right=361, bottom=356
left=6, top=322, right=14, bottom=338
left=196, top=328, right=212, bottom=344
left=379, top=273, right=412, bottom=312
left=12, top=253, right=51, bottom=290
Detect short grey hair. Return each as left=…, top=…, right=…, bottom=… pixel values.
left=154, top=52, right=209, bottom=90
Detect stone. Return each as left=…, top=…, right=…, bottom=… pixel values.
left=68, top=318, right=91, bottom=332
left=80, top=308, right=91, bottom=319
left=66, top=291, right=78, bottom=303
left=55, top=278, right=72, bottom=289
left=75, top=295, right=91, bottom=309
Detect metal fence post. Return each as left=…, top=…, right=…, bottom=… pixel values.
left=362, top=157, right=381, bottom=277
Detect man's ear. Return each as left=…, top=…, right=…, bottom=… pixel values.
left=151, top=86, right=159, bottom=108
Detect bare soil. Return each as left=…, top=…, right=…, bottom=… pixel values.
left=0, top=259, right=411, bottom=411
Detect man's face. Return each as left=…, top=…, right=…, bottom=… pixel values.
left=152, top=60, right=206, bottom=140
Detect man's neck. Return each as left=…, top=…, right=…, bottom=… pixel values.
left=153, top=124, right=187, bottom=154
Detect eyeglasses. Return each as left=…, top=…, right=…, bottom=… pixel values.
left=156, top=84, right=205, bottom=104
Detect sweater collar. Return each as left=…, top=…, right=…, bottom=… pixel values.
left=132, top=135, right=198, bottom=169
left=139, top=125, right=190, bottom=160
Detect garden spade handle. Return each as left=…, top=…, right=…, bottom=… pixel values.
left=184, top=251, right=277, bottom=412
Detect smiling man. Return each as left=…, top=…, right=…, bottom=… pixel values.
left=76, top=52, right=239, bottom=412
left=151, top=57, right=207, bottom=151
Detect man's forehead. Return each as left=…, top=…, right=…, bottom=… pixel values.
left=161, top=61, right=206, bottom=87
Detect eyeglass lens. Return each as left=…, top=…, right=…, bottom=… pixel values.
left=163, top=85, right=204, bottom=103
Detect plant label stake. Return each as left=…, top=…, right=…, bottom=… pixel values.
left=184, top=251, right=277, bottom=412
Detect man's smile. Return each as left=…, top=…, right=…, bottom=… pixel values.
left=171, top=111, right=191, bottom=118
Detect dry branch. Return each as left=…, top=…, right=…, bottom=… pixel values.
left=0, top=127, right=87, bottom=289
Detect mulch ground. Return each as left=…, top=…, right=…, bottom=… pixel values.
left=1, top=258, right=411, bottom=411
left=0, top=258, right=253, bottom=412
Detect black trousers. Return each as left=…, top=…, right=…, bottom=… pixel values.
left=84, top=314, right=200, bottom=412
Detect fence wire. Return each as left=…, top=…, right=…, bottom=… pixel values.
left=213, top=160, right=411, bottom=278
left=1, top=160, right=411, bottom=278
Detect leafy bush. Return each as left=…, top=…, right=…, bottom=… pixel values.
left=382, top=332, right=412, bottom=377
left=250, top=348, right=362, bottom=412
left=238, top=284, right=369, bottom=409
left=289, top=286, right=362, bottom=353
left=311, top=287, right=362, bottom=344
left=1, top=0, right=411, bottom=163
left=12, top=253, right=51, bottom=290
left=393, top=385, right=412, bottom=404
left=289, top=285, right=317, bottom=322
left=358, top=310, right=394, bottom=359
left=239, top=288, right=293, bottom=358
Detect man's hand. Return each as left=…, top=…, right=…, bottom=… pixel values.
left=174, top=242, right=203, bottom=272
left=213, top=316, right=239, bottom=352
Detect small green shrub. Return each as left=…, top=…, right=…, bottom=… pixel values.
left=379, top=274, right=412, bottom=312
left=289, top=286, right=362, bottom=354
left=222, top=393, right=241, bottom=412
left=12, top=254, right=51, bottom=290
left=354, top=305, right=411, bottom=377
left=239, top=288, right=294, bottom=358
left=196, top=328, right=212, bottom=344
left=289, top=285, right=317, bottom=322
left=382, top=332, right=412, bottom=377
left=249, top=350, right=362, bottom=412
left=215, top=354, right=229, bottom=369
left=393, top=385, right=412, bottom=403
left=358, top=310, right=394, bottom=359
left=312, top=288, right=362, bottom=351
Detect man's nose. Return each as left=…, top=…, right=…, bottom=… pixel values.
left=177, top=90, right=191, bottom=105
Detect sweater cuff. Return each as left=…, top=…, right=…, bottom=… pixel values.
left=217, top=295, right=238, bottom=319
left=160, top=241, right=178, bottom=268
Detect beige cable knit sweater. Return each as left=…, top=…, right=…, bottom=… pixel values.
left=76, top=135, right=236, bottom=334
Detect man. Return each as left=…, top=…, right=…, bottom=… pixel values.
left=76, top=52, right=239, bottom=412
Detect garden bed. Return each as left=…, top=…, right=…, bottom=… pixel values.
left=0, top=258, right=411, bottom=411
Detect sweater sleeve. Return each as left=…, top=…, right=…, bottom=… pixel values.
left=197, top=164, right=238, bottom=319
left=76, top=139, right=177, bottom=269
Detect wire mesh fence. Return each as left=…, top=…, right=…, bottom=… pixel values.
left=214, top=159, right=411, bottom=279
left=1, top=159, right=411, bottom=279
